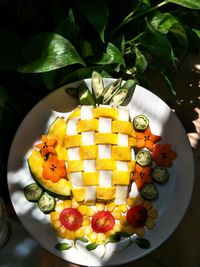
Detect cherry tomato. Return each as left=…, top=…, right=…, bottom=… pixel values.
left=126, top=205, right=147, bottom=228
left=59, top=208, right=83, bottom=231
left=91, top=211, right=115, bottom=233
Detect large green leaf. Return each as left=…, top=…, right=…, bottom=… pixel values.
left=166, top=0, right=200, bottom=9
left=140, top=21, right=174, bottom=64
left=74, top=0, right=109, bottom=42
left=18, top=33, right=85, bottom=73
left=94, top=43, right=125, bottom=66
left=135, top=46, right=148, bottom=74
left=149, top=11, right=187, bottom=47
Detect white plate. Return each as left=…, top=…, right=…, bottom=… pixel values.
left=7, top=79, right=194, bottom=266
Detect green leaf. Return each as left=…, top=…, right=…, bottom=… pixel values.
left=161, top=70, right=176, bottom=95
left=135, top=238, right=151, bottom=249
left=140, top=21, right=174, bottom=64
left=0, top=87, right=9, bottom=110
left=74, top=0, right=109, bottom=42
left=55, top=9, right=79, bottom=43
left=75, top=237, right=89, bottom=243
left=166, top=0, right=200, bottom=9
left=86, top=242, right=99, bottom=251
left=149, top=11, right=187, bottom=47
left=94, top=43, right=125, bottom=66
left=107, top=233, right=121, bottom=243
left=18, top=33, right=85, bottom=73
left=135, top=46, right=148, bottom=74
left=55, top=242, right=72, bottom=250
left=78, top=39, right=93, bottom=59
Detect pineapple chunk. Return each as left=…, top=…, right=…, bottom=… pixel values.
left=112, top=120, right=133, bottom=135
left=78, top=119, right=98, bottom=132
left=112, top=171, right=130, bottom=185
left=75, top=227, right=85, bottom=238
left=93, top=107, right=118, bottom=120
left=56, top=225, right=67, bottom=238
left=112, top=146, right=131, bottom=161
left=68, top=160, right=84, bottom=172
left=82, top=172, right=99, bottom=186
left=95, top=133, right=118, bottom=145
left=65, top=229, right=75, bottom=240
left=106, top=201, right=116, bottom=212
left=80, top=145, right=97, bottom=159
left=96, top=159, right=116, bottom=171
left=72, top=188, right=85, bottom=202
left=64, top=135, right=82, bottom=148
left=87, top=232, right=97, bottom=243
left=50, top=211, right=59, bottom=221
left=96, top=187, right=116, bottom=201
left=96, top=202, right=105, bottom=211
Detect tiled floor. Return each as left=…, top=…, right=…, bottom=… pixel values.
left=37, top=53, right=200, bottom=267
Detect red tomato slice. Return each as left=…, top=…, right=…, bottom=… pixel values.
left=91, top=211, right=115, bottom=233
left=59, top=208, right=83, bottom=231
left=126, top=205, right=147, bottom=228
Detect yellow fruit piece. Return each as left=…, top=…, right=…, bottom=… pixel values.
left=97, top=233, right=106, bottom=243
left=55, top=202, right=66, bottom=213
left=96, top=186, right=116, bottom=201
left=56, top=225, right=67, bottom=238
left=51, top=219, right=61, bottom=230
left=122, top=225, right=134, bottom=235
left=134, top=227, right=146, bottom=237
left=72, top=188, right=85, bottom=202
left=78, top=119, right=99, bottom=132
left=68, top=160, right=84, bottom=172
left=75, top=227, right=85, bottom=238
left=95, top=133, right=118, bottom=145
left=50, top=211, right=59, bottom=221
left=84, top=225, right=93, bottom=235
left=113, top=223, right=122, bottom=232
left=87, top=207, right=96, bottom=217
left=78, top=205, right=88, bottom=215
left=120, top=215, right=127, bottom=226
left=112, top=146, right=131, bottom=161
left=71, top=198, right=79, bottom=208
left=93, top=107, right=118, bottom=120
left=66, top=108, right=80, bottom=122
left=112, top=120, right=133, bottom=135
left=118, top=204, right=128, bottom=213
left=87, top=232, right=97, bottom=243
left=96, top=159, right=116, bottom=171
left=82, top=172, right=99, bottom=186
left=145, top=218, right=156, bottom=230
left=106, top=202, right=116, bottom=212
left=64, top=135, right=82, bottom=148
left=82, top=216, right=90, bottom=226
left=112, top=209, right=121, bottom=220
left=128, top=160, right=136, bottom=172
left=65, top=229, right=75, bottom=240
left=56, top=144, right=68, bottom=160
left=128, top=137, right=137, bottom=147
left=126, top=197, right=136, bottom=207
left=96, top=202, right=105, bottom=211
left=80, top=145, right=97, bottom=159
left=112, top=171, right=130, bottom=185
left=148, top=208, right=158, bottom=219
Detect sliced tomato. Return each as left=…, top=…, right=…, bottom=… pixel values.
left=59, top=208, right=83, bottom=231
left=91, top=211, right=115, bottom=233
left=126, top=205, right=147, bottom=228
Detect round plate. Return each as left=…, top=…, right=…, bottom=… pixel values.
left=7, top=79, right=194, bottom=266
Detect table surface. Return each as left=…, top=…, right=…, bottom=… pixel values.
left=1, top=53, right=200, bottom=267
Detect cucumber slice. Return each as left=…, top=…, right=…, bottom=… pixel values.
left=38, top=192, right=56, bottom=214
left=24, top=183, right=43, bottom=202
left=91, top=71, right=104, bottom=100
left=136, top=150, right=151, bottom=166
left=133, top=115, right=149, bottom=131
left=152, top=166, right=169, bottom=184
left=78, top=82, right=95, bottom=105
left=140, top=183, right=158, bottom=201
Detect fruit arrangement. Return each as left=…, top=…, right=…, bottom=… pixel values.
left=24, top=73, right=177, bottom=255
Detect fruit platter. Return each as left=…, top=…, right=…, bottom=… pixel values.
left=7, top=74, right=194, bottom=266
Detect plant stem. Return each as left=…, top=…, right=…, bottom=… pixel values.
left=125, top=32, right=146, bottom=45
left=111, top=1, right=167, bottom=37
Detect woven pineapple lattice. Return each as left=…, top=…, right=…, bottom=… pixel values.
left=65, top=105, right=137, bottom=204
